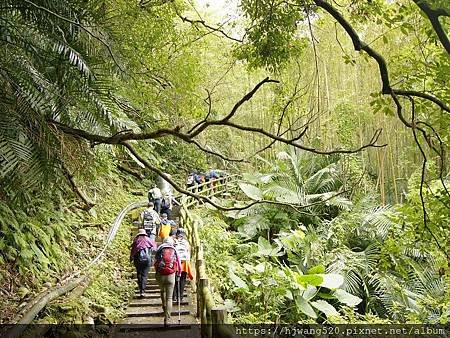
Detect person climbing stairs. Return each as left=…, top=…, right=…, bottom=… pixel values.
left=118, top=231, right=199, bottom=337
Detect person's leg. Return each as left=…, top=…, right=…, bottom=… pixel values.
left=179, top=271, right=187, bottom=301
left=141, top=262, right=151, bottom=292
left=134, top=260, right=142, bottom=293
left=172, top=278, right=179, bottom=301
left=154, top=198, right=161, bottom=213
left=164, top=274, right=175, bottom=322
left=156, top=274, right=166, bottom=316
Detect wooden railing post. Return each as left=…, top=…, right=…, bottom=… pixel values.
left=199, top=278, right=209, bottom=338
left=212, top=306, right=232, bottom=338
left=212, top=307, right=227, bottom=324
left=174, top=175, right=239, bottom=338
left=196, top=257, right=203, bottom=318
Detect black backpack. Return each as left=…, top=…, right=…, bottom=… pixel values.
left=148, top=190, right=155, bottom=201
left=143, top=210, right=156, bottom=228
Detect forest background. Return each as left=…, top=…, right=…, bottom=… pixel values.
left=0, top=0, right=449, bottom=325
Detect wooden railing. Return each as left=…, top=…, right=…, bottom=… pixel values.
left=178, top=175, right=240, bottom=338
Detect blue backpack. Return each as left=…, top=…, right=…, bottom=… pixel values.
left=137, top=247, right=151, bottom=263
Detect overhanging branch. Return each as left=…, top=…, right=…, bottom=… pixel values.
left=314, top=0, right=449, bottom=113
left=412, top=0, right=450, bottom=55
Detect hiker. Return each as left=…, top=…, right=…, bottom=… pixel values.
left=158, top=213, right=175, bottom=241
left=173, top=228, right=193, bottom=303
left=205, top=169, right=219, bottom=189
left=194, top=173, right=205, bottom=191
left=148, top=184, right=163, bottom=213
left=161, top=192, right=179, bottom=218
left=154, top=237, right=181, bottom=327
left=217, top=169, right=227, bottom=184
left=140, top=202, right=161, bottom=242
left=130, top=228, right=156, bottom=297
left=186, top=172, right=196, bottom=191
left=208, top=169, right=219, bottom=187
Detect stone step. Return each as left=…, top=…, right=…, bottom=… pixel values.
left=145, top=284, right=190, bottom=291
left=118, top=323, right=193, bottom=332
left=135, top=284, right=191, bottom=292
left=135, top=284, right=159, bottom=291
left=119, top=314, right=199, bottom=326
left=134, top=292, right=188, bottom=299
left=129, top=298, right=189, bottom=307
left=126, top=309, right=191, bottom=317
left=126, top=304, right=190, bottom=314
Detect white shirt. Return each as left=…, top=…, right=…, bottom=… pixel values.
left=149, top=187, right=162, bottom=199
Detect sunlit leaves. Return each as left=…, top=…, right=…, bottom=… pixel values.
left=296, top=296, right=317, bottom=318
left=238, top=182, right=263, bottom=200
left=334, top=289, right=363, bottom=307
left=311, top=300, right=340, bottom=317
left=229, top=268, right=248, bottom=290
left=236, top=0, right=306, bottom=70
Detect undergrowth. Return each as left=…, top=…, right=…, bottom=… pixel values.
left=40, top=219, right=135, bottom=324
left=0, top=168, right=144, bottom=323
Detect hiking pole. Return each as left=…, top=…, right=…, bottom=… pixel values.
left=178, top=275, right=181, bottom=325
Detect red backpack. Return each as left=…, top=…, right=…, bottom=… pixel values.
left=155, top=245, right=177, bottom=275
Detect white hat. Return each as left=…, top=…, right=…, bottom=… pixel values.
left=138, top=228, right=146, bottom=235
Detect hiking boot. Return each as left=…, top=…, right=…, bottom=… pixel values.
left=164, top=317, right=171, bottom=328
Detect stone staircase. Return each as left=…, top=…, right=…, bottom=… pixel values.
left=117, top=236, right=200, bottom=337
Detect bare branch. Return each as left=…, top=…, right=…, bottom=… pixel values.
left=61, top=163, right=95, bottom=210
left=174, top=7, right=243, bottom=43
left=190, top=139, right=248, bottom=163
left=221, top=121, right=385, bottom=155
left=410, top=99, right=450, bottom=260
left=122, top=141, right=352, bottom=213
left=394, top=89, right=450, bottom=112
left=189, top=77, right=280, bottom=136
left=116, top=164, right=144, bottom=180
left=48, top=119, right=184, bottom=144
left=121, top=141, right=258, bottom=211
left=188, top=89, right=213, bottom=134
left=50, top=75, right=385, bottom=157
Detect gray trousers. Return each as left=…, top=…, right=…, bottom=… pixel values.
left=134, top=258, right=151, bottom=294
left=156, top=273, right=175, bottom=321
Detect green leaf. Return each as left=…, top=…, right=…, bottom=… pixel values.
left=297, top=274, right=323, bottom=286
left=334, top=289, right=362, bottom=306
left=311, top=300, right=339, bottom=317
left=229, top=269, right=248, bottom=289
left=302, top=285, right=317, bottom=301
left=238, top=183, right=263, bottom=200
left=285, top=289, right=293, bottom=300
left=296, top=296, right=317, bottom=318
left=307, top=265, right=325, bottom=274
left=255, top=236, right=283, bottom=256
left=318, top=274, right=344, bottom=289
